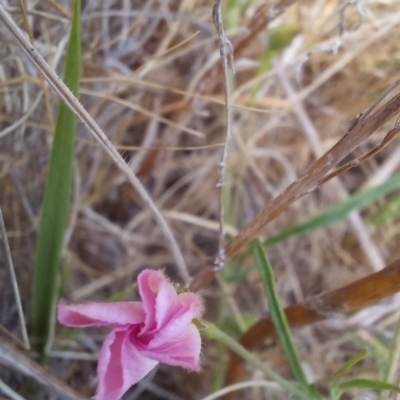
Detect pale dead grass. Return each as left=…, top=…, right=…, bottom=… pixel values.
left=1, top=0, right=400, bottom=399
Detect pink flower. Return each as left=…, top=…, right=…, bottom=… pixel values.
left=58, top=269, right=204, bottom=400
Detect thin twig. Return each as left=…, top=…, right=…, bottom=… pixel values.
left=0, top=4, right=190, bottom=284
left=0, top=338, right=87, bottom=400
left=358, top=78, right=400, bottom=124
left=0, top=208, right=30, bottom=350
left=318, top=127, right=400, bottom=186
left=0, top=325, right=26, bottom=349
left=200, top=381, right=281, bottom=400
left=45, top=0, right=71, bottom=18
left=16, top=0, right=54, bottom=130
left=0, top=91, right=43, bottom=138
left=212, top=0, right=234, bottom=270
left=276, top=62, right=385, bottom=271
left=223, top=258, right=400, bottom=400
left=0, top=379, right=26, bottom=400
left=202, top=323, right=309, bottom=400
left=10, top=169, right=37, bottom=228
left=189, top=73, right=400, bottom=292
left=80, top=88, right=204, bottom=138
left=363, top=147, right=400, bottom=190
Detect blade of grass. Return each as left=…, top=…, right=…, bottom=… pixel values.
left=32, top=0, right=81, bottom=351
left=252, top=240, right=313, bottom=395
left=264, top=173, right=400, bottom=247
left=201, top=381, right=282, bottom=400
left=224, top=259, right=400, bottom=398
left=329, top=351, right=368, bottom=383
left=334, top=379, right=400, bottom=398
left=202, top=322, right=310, bottom=400
left=380, top=314, right=400, bottom=400
left=351, top=332, right=389, bottom=381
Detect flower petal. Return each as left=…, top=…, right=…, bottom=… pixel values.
left=137, top=269, right=166, bottom=333
left=154, top=280, right=182, bottom=329
left=58, top=302, right=145, bottom=327
left=142, top=324, right=202, bottom=371
left=96, top=328, right=158, bottom=400
left=144, top=270, right=203, bottom=330
left=155, top=291, right=204, bottom=339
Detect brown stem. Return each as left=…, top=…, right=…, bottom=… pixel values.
left=317, top=127, right=400, bottom=187
left=189, top=85, right=400, bottom=293
left=223, top=259, right=400, bottom=400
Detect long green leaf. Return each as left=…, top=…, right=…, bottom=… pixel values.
left=335, top=379, right=400, bottom=396
left=32, top=0, right=81, bottom=351
left=264, top=173, right=400, bottom=247
left=252, top=240, right=316, bottom=396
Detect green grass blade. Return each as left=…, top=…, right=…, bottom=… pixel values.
left=252, top=240, right=313, bottom=394
left=336, top=379, right=400, bottom=394
left=264, top=173, right=400, bottom=247
left=32, top=0, right=81, bottom=350
left=202, top=321, right=310, bottom=400
left=350, top=332, right=389, bottom=380
left=379, top=315, right=400, bottom=400
left=329, top=351, right=368, bottom=383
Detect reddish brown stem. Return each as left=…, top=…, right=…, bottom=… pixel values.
left=317, top=127, right=400, bottom=186
left=189, top=87, right=400, bottom=293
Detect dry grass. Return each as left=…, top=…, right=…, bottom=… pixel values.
left=2, top=0, right=400, bottom=399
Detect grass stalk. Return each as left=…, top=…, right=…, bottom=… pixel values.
left=252, top=239, right=315, bottom=396
left=31, top=0, right=81, bottom=351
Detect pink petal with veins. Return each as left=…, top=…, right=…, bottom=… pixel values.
left=58, top=302, right=145, bottom=327
left=96, top=328, right=158, bottom=400
left=137, top=269, right=165, bottom=333
left=142, top=324, right=202, bottom=370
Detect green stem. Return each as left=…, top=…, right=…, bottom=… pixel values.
left=202, top=322, right=311, bottom=400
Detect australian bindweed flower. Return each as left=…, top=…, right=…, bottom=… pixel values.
left=58, top=269, right=204, bottom=400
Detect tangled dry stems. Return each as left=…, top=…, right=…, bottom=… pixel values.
left=2, top=0, right=400, bottom=399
